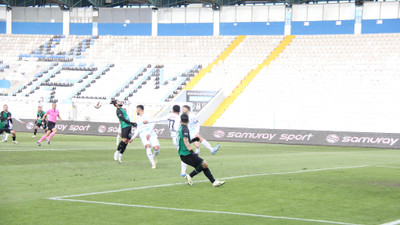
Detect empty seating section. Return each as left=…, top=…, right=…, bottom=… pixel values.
left=128, top=66, right=196, bottom=103
left=15, top=65, right=61, bottom=102
left=43, top=69, right=85, bottom=102
left=0, top=34, right=53, bottom=93
left=1, top=33, right=399, bottom=131
left=0, top=61, right=8, bottom=74
left=0, top=34, right=52, bottom=60
left=192, top=36, right=283, bottom=93
left=53, top=35, right=91, bottom=55
left=82, top=36, right=234, bottom=66
left=2, top=35, right=233, bottom=103
left=1, top=61, right=50, bottom=93
left=79, top=64, right=138, bottom=99
left=75, top=36, right=234, bottom=101
left=214, top=33, right=400, bottom=133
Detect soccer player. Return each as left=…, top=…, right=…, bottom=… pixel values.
left=177, top=113, right=225, bottom=187
left=116, top=106, right=130, bottom=145
left=0, top=114, right=9, bottom=142
left=181, top=105, right=220, bottom=155
left=37, top=102, right=62, bottom=146
left=0, top=104, right=21, bottom=144
left=143, top=105, right=186, bottom=175
left=129, top=105, right=160, bottom=169
left=32, top=106, right=47, bottom=138
left=111, top=99, right=137, bottom=164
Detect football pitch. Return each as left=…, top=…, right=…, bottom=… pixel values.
left=0, top=133, right=399, bottom=225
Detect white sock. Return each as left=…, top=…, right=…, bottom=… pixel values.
left=195, top=148, right=200, bottom=155
left=116, top=135, right=120, bottom=145
left=201, top=139, right=214, bottom=152
left=5, top=133, right=9, bottom=141
left=1, top=134, right=5, bottom=141
left=153, top=149, right=160, bottom=156
left=146, top=148, right=155, bottom=166
left=181, top=161, right=187, bottom=175
left=118, top=153, right=122, bottom=160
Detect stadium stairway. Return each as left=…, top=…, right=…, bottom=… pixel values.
left=203, top=35, right=295, bottom=126
left=184, top=35, right=246, bottom=90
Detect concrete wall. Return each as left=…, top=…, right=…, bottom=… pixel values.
left=2, top=2, right=400, bottom=36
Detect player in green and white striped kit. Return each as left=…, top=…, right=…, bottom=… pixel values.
left=177, top=113, right=225, bottom=187
left=32, top=106, right=47, bottom=138
left=1, top=104, right=22, bottom=144
left=0, top=113, right=8, bottom=139
left=111, top=99, right=137, bottom=163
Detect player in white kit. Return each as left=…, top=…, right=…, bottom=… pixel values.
left=144, top=105, right=189, bottom=176
left=129, top=105, right=160, bottom=169
left=144, top=105, right=181, bottom=147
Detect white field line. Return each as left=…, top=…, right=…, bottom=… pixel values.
left=0, top=147, right=177, bottom=152
left=49, top=165, right=369, bottom=200
left=374, top=166, right=400, bottom=169
left=48, top=165, right=369, bottom=225
left=0, top=148, right=112, bottom=152
left=381, top=219, right=400, bottom=225
left=52, top=198, right=361, bottom=225
left=48, top=182, right=188, bottom=200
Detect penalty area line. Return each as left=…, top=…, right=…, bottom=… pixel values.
left=51, top=198, right=361, bottom=225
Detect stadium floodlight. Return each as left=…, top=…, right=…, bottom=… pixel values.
left=212, top=3, right=220, bottom=10
left=59, top=4, right=69, bottom=10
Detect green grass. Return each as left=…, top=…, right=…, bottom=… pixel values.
left=0, top=132, right=399, bottom=225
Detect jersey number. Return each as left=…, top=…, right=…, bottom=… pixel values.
left=168, top=119, right=175, bottom=132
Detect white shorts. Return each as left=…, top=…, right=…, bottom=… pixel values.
left=189, top=128, right=199, bottom=140
left=171, top=135, right=178, bottom=149
left=140, top=134, right=160, bottom=147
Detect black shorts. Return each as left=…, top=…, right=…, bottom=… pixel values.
left=180, top=152, right=204, bottom=171
left=0, top=128, right=11, bottom=134
left=36, top=121, right=47, bottom=129
left=121, top=126, right=132, bottom=139
left=47, top=121, right=56, bottom=130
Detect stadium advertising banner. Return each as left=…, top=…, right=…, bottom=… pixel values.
left=13, top=120, right=400, bottom=149
left=14, top=120, right=169, bottom=137
left=200, top=127, right=400, bottom=149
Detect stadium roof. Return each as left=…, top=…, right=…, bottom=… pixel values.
left=0, top=0, right=366, bottom=8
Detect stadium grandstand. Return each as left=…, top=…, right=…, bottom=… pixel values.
left=0, top=0, right=399, bottom=133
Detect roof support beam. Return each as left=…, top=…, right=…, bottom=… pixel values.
left=86, top=0, right=104, bottom=7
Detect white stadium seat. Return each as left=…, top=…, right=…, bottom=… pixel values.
left=1, top=33, right=399, bottom=132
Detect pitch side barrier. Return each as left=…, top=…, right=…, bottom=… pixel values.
left=13, top=120, right=400, bottom=149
